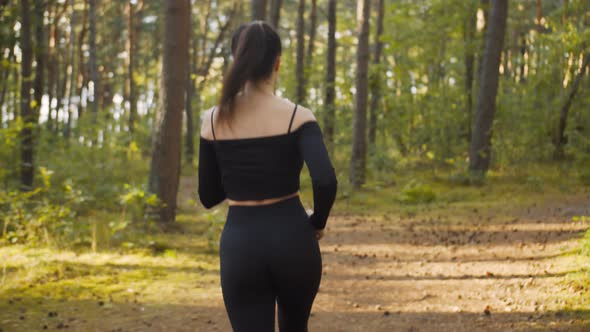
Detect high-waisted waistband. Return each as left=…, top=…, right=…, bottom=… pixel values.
left=227, top=195, right=307, bottom=220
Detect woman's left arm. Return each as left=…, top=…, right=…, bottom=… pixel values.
left=198, top=137, right=226, bottom=208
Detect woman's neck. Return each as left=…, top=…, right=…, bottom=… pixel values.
left=243, top=79, right=275, bottom=96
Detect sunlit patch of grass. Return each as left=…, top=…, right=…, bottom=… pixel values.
left=0, top=244, right=221, bottom=331
left=0, top=181, right=226, bottom=307
left=0, top=232, right=220, bottom=305
left=564, top=226, right=590, bottom=312
left=560, top=262, right=590, bottom=313
left=335, top=162, right=589, bottom=218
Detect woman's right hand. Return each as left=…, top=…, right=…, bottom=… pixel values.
left=306, top=208, right=324, bottom=240
left=314, top=229, right=324, bottom=241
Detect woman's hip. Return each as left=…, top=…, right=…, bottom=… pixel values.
left=221, top=195, right=317, bottom=254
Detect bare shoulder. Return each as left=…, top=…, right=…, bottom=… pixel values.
left=273, top=96, right=317, bottom=129
left=200, top=106, right=216, bottom=140
left=291, top=104, right=317, bottom=130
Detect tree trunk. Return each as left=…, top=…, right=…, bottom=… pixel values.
left=323, top=0, right=336, bottom=156
left=477, top=0, right=490, bottom=79
left=0, top=60, right=10, bottom=125
left=305, top=0, right=317, bottom=76
left=61, top=1, right=75, bottom=136
left=0, top=32, right=16, bottom=126
left=33, top=0, right=46, bottom=145
left=12, top=59, right=19, bottom=126
left=553, top=52, right=590, bottom=159
left=295, top=0, right=306, bottom=104
left=88, top=0, right=99, bottom=128
left=65, top=0, right=76, bottom=142
left=251, top=0, right=267, bottom=21
left=350, top=0, right=371, bottom=189
left=148, top=0, right=189, bottom=225
left=185, top=63, right=194, bottom=165
left=535, top=0, right=543, bottom=76
left=463, top=0, right=477, bottom=143
left=185, top=0, right=194, bottom=165
left=536, top=0, right=542, bottom=25
left=19, top=0, right=34, bottom=190
left=57, top=27, right=69, bottom=136
left=270, top=0, right=282, bottom=29
left=368, top=0, right=384, bottom=146
left=472, top=0, right=490, bottom=143
left=76, top=0, right=88, bottom=123
left=46, top=3, right=65, bottom=132
left=468, top=0, right=508, bottom=177
left=46, top=1, right=57, bottom=132
left=518, top=32, right=527, bottom=83
left=58, top=1, right=75, bottom=139
left=126, top=0, right=138, bottom=134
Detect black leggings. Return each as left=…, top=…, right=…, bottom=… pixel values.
left=219, top=195, right=322, bottom=332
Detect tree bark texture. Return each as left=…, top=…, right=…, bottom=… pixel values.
left=469, top=0, right=508, bottom=176
left=148, top=0, right=190, bottom=224
left=350, top=0, right=371, bottom=189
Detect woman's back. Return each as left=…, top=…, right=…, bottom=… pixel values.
left=200, top=93, right=315, bottom=141
left=199, top=92, right=335, bottom=209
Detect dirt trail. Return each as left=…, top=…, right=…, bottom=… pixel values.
left=2, top=198, right=590, bottom=332
left=310, top=204, right=590, bottom=332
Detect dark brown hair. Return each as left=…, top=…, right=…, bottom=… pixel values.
left=217, top=21, right=282, bottom=124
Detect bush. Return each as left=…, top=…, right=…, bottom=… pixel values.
left=0, top=167, right=84, bottom=246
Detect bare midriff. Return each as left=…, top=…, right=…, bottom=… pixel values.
left=227, top=191, right=299, bottom=206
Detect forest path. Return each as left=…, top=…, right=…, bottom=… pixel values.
left=2, top=193, right=590, bottom=331
left=307, top=197, right=590, bottom=332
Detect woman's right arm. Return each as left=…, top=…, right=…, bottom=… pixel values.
left=198, top=137, right=226, bottom=208
left=198, top=108, right=226, bottom=209
left=297, top=121, right=338, bottom=230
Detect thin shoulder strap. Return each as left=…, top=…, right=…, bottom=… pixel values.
left=210, top=107, right=217, bottom=141
left=287, top=104, right=298, bottom=133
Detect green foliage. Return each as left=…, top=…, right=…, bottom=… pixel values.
left=399, top=180, right=436, bottom=204
left=119, top=184, right=160, bottom=224
left=34, top=130, right=151, bottom=209
left=105, top=184, right=162, bottom=249
left=368, top=145, right=400, bottom=181
left=0, top=167, right=83, bottom=246
left=0, top=118, right=23, bottom=186
left=0, top=119, right=153, bottom=248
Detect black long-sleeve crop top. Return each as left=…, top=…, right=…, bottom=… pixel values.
left=198, top=105, right=338, bottom=230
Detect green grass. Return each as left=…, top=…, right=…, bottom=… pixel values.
left=0, top=210, right=221, bottom=308
left=329, top=161, right=590, bottom=216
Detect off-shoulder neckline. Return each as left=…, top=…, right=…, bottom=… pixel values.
left=200, top=121, right=318, bottom=143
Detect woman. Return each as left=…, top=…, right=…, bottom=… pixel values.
left=198, top=21, right=338, bottom=332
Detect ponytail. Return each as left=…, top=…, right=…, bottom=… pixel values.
left=217, top=21, right=282, bottom=125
